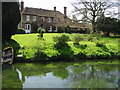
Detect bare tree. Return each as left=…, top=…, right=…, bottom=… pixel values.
left=72, top=0, right=115, bottom=32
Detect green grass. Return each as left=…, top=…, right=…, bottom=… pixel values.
left=12, top=33, right=119, bottom=61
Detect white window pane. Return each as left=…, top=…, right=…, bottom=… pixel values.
left=26, top=15, right=30, bottom=21
left=48, top=17, right=51, bottom=22
left=33, top=16, right=36, bottom=21
left=41, top=17, right=45, bottom=21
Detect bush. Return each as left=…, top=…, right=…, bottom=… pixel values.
left=65, top=26, right=72, bottom=33
left=37, top=28, right=45, bottom=33
left=85, top=35, right=99, bottom=42
left=56, top=47, right=74, bottom=61
left=37, top=28, right=45, bottom=38
left=79, top=44, right=87, bottom=49
left=53, top=34, right=70, bottom=48
left=95, top=40, right=107, bottom=47
left=72, top=34, right=84, bottom=45
left=16, top=28, right=25, bottom=34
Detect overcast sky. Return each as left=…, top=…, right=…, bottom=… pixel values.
left=20, top=0, right=75, bottom=18
left=20, top=0, right=119, bottom=19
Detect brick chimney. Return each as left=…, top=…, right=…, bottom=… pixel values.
left=54, top=7, right=56, bottom=11
left=20, top=0, right=24, bottom=12
left=64, top=7, right=67, bottom=16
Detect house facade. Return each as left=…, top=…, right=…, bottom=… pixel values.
left=19, top=1, right=90, bottom=33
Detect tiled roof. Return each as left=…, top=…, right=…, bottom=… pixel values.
left=22, top=7, right=65, bottom=18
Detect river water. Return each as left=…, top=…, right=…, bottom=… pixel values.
left=2, top=60, right=120, bottom=89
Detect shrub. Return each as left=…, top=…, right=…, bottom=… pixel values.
left=91, top=32, right=101, bottom=37
left=53, top=34, right=70, bottom=48
left=79, top=44, right=87, bottom=49
left=34, top=39, right=46, bottom=60
left=16, top=28, right=25, bottom=34
left=95, top=40, right=107, bottom=47
left=65, top=26, right=72, bottom=33
left=37, top=28, right=45, bottom=38
left=72, top=34, right=84, bottom=45
left=56, top=47, right=74, bottom=61
left=85, top=35, right=100, bottom=42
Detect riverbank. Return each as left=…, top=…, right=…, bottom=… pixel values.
left=11, top=33, right=119, bottom=62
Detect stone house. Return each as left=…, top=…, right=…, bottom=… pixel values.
left=19, top=1, right=90, bottom=33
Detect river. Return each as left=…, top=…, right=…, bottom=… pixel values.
left=2, top=60, right=120, bottom=89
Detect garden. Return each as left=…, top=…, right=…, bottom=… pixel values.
left=10, top=33, right=119, bottom=62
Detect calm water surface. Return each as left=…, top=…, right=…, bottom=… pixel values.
left=2, top=60, right=120, bottom=88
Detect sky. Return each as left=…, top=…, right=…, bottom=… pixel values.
left=20, top=0, right=75, bottom=18
left=19, top=0, right=120, bottom=19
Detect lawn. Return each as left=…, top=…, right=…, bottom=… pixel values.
left=11, top=33, right=119, bottom=61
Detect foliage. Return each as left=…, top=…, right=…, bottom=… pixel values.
left=12, top=33, right=119, bottom=61
left=84, top=35, right=99, bottom=42
left=37, top=28, right=45, bottom=33
left=72, top=0, right=114, bottom=32
left=34, top=39, right=47, bottom=60
left=96, top=16, right=120, bottom=36
left=53, top=34, right=70, bottom=48
left=16, top=28, right=25, bottom=34
left=95, top=40, right=107, bottom=47
left=65, top=26, right=72, bottom=33
left=2, top=2, right=21, bottom=39
left=37, top=28, right=45, bottom=38
left=72, top=34, right=84, bottom=45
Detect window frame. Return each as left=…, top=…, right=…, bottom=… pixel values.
left=41, top=17, right=45, bottom=21
left=26, top=15, right=30, bottom=21
left=33, top=16, right=36, bottom=21
left=48, top=17, right=52, bottom=22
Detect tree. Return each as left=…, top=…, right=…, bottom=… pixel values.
left=72, top=15, right=78, bottom=22
left=96, top=15, right=119, bottom=36
left=2, top=2, right=21, bottom=39
left=72, top=0, right=114, bottom=33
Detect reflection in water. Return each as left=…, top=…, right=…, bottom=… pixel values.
left=2, top=64, right=23, bottom=88
left=2, top=61, right=119, bottom=88
left=16, top=69, right=22, bottom=82
left=23, top=72, right=68, bottom=88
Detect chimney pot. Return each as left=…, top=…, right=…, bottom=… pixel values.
left=64, top=7, right=67, bottom=16
left=54, top=7, right=56, bottom=11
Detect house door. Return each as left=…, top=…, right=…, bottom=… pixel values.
left=25, top=24, right=31, bottom=33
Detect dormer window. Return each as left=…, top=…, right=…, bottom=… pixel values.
left=33, top=16, right=36, bottom=21
left=48, top=17, right=51, bottom=22
left=26, top=15, right=30, bottom=21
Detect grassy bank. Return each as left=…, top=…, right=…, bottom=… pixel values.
left=11, top=33, right=119, bottom=62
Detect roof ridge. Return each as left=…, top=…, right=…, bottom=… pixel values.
left=25, top=7, right=59, bottom=12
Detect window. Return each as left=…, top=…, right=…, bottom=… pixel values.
left=33, top=16, right=36, bottom=21
left=47, top=26, right=52, bottom=32
left=26, top=15, right=30, bottom=21
left=41, top=17, right=45, bottom=21
left=53, top=26, right=57, bottom=32
left=25, top=24, right=31, bottom=33
left=48, top=17, right=51, bottom=22
left=54, top=18, right=59, bottom=23
left=56, top=18, right=59, bottom=22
